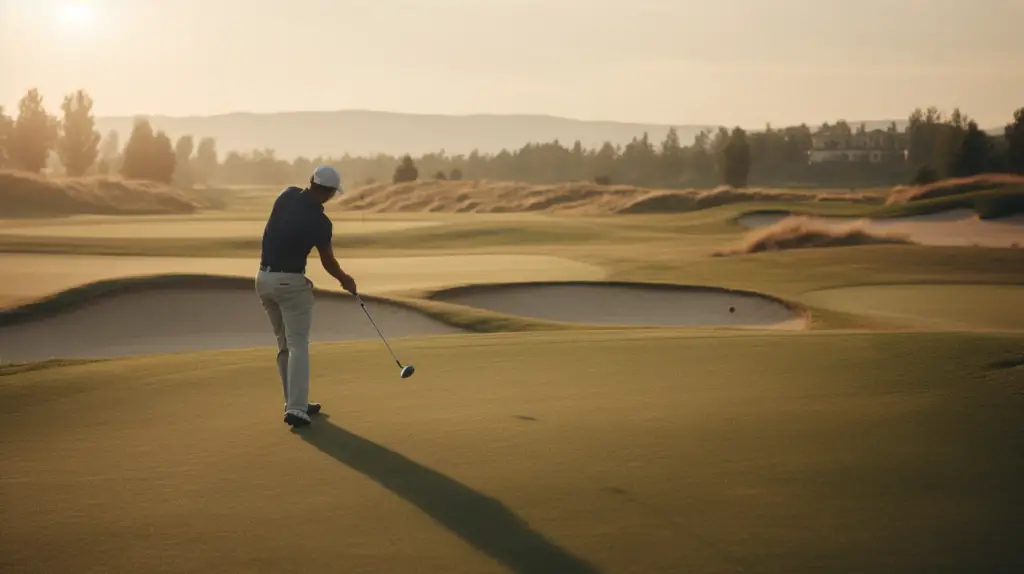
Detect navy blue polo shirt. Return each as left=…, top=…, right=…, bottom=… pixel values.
left=259, top=186, right=333, bottom=274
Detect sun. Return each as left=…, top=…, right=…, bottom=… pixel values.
left=57, top=1, right=97, bottom=33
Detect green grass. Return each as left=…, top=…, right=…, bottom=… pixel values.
left=607, top=244, right=1024, bottom=297
left=800, top=283, right=1024, bottom=331
left=2, top=331, right=1022, bottom=573
left=0, top=219, right=622, bottom=257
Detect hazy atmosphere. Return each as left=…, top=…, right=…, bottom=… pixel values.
left=3, top=0, right=1022, bottom=127
left=2, top=2, right=1023, bottom=574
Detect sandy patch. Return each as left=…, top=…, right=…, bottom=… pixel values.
left=0, top=287, right=462, bottom=363
left=432, top=282, right=806, bottom=329
left=0, top=254, right=606, bottom=304
left=737, top=209, right=1024, bottom=248
left=0, top=219, right=444, bottom=238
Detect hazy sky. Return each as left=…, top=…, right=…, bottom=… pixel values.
left=2, top=0, right=1022, bottom=127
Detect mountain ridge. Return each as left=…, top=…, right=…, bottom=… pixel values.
left=89, top=110, right=960, bottom=160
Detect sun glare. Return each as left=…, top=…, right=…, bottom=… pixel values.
left=57, top=1, right=96, bottom=33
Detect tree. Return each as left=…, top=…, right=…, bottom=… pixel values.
left=950, top=121, right=990, bottom=177
left=722, top=127, right=751, bottom=188
left=97, top=130, right=120, bottom=175
left=150, top=131, right=177, bottom=183
left=659, top=127, right=687, bottom=185
left=392, top=155, right=418, bottom=183
left=0, top=106, right=13, bottom=168
left=1006, top=107, right=1024, bottom=174
left=57, top=90, right=102, bottom=176
left=121, top=118, right=155, bottom=180
left=192, top=137, right=219, bottom=184
left=8, top=88, right=59, bottom=173
left=121, top=118, right=176, bottom=183
left=173, top=135, right=194, bottom=185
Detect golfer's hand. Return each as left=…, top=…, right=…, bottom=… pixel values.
left=339, top=273, right=358, bottom=294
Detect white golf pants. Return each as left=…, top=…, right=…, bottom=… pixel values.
left=255, top=270, right=314, bottom=417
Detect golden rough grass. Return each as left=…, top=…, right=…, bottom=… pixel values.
left=0, top=170, right=205, bottom=217
left=887, top=173, right=1024, bottom=205
left=335, top=180, right=883, bottom=215
left=716, top=215, right=915, bottom=256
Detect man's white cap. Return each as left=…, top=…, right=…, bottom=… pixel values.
left=311, top=165, right=343, bottom=192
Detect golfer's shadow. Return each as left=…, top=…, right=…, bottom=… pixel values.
left=293, top=416, right=601, bottom=574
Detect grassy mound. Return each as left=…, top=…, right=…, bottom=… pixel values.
left=334, top=180, right=884, bottom=215
left=717, top=215, right=916, bottom=256
left=877, top=186, right=1024, bottom=220
left=887, top=173, right=1024, bottom=205
left=0, top=170, right=206, bottom=218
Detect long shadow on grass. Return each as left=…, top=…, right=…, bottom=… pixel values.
left=294, top=417, right=601, bottom=574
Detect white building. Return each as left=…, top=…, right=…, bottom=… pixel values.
left=808, top=128, right=903, bottom=164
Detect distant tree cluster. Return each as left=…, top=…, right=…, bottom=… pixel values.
left=182, top=107, right=1022, bottom=189
left=905, top=106, right=1022, bottom=180
left=0, top=88, right=214, bottom=185
left=2, top=87, right=1021, bottom=191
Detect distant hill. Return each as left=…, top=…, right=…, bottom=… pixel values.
left=93, top=111, right=720, bottom=160
left=92, top=110, right=959, bottom=161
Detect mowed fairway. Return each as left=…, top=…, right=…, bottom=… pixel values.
left=2, top=332, right=1022, bottom=573
left=0, top=252, right=606, bottom=306
left=0, top=218, right=444, bottom=238
left=2, top=185, right=1024, bottom=573
left=801, top=284, right=1024, bottom=331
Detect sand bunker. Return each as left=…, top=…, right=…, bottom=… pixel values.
left=0, top=219, right=444, bottom=239
left=737, top=209, right=1024, bottom=248
left=0, top=253, right=606, bottom=304
left=0, top=282, right=462, bottom=363
left=431, top=282, right=806, bottom=329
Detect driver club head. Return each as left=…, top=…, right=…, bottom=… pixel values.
left=400, top=364, right=416, bottom=379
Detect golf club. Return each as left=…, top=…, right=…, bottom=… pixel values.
left=355, top=293, right=416, bottom=378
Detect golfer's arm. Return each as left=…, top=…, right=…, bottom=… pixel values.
left=317, top=243, right=349, bottom=282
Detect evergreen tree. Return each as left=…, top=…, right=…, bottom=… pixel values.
left=151, top=131, right=177, bottom=183
left=121, top=118, right=176, bottom=183
left=722, top=127, right=751, bottom=188
left=8, top=88, right=59, bottom=173
left=950, top=121, right=990, bottom=177
left=57, top=90, right=102, bottom=176
left=193, top=137, right=219, bottom=184
left=0, top=106, right=13, bottom=169
left=1006, top=107, right=1024, bottom=174
left=393, top=155, right=418, bottom=183
left=97, top=129, right=121, bottom=175
left=173, top=135, right=195, bottom=185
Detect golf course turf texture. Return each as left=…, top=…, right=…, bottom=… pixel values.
left=1, top=182, right=1023, bottom=573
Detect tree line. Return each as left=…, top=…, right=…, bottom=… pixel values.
left=1, top=88, right=1022, bottom=190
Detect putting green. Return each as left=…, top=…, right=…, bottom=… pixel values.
left=0, top=253, right=606, bottom=303
left=800, top=283, right=1024, bottom=330
left=1, top=332, right=1022, bottom=573
left=0, top=219, right=445, bottom=238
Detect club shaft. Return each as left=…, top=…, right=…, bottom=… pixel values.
left=357, top=296, right=403, bottom=366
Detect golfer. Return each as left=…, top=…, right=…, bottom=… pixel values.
left=256, top=165, right=358, bottom=427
